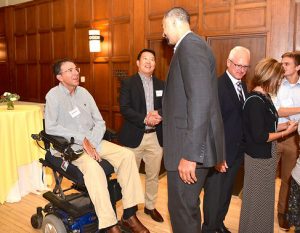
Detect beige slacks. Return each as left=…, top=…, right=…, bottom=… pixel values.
left=72, top=140, right=144, bottom=229
left=127, top=132, right=163, bottom=209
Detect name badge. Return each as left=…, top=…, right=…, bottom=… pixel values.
left=156, top=90, right=163, bottom=97
left=69, top=107, right=81, bottom=118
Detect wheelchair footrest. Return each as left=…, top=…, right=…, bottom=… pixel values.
left=43, top=191, right=92, bottom=218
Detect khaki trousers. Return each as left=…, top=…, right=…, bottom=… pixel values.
left=277, top=133, right=299, bottom=214
left=127, top=132, right=163, bottom=209
left=72, top=140, right=144, bottom=229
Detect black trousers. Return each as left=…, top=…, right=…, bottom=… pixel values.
left=202, top=156, right=243, bottom=232
left=167, top=168, right=209, bottom=233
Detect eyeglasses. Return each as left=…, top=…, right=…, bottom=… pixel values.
left=60, top=67, right=80, bottom=74
left=229, top=59, right=250, bottom=71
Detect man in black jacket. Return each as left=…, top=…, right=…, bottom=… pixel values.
left=203, top=46, right=250, bottom=233
left=119, top=48, right=164, bottom=223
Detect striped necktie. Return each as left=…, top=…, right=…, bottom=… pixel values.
left=236, top=81, right=244, bottom=103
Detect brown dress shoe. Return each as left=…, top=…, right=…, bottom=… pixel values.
left=144, top=207, right=164, bottom=222
left=120, top=214, right=150, bottom=233
left=107, top=225, right=122, bottom=233
left=278, top=213, right=290, bottom=231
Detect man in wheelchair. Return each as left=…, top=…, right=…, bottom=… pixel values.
left=44, top=58, right=150, bottom=233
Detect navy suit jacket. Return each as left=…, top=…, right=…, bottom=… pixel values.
left=119, top=73, right=164, bottom=148
left=218, top=72, right=248, bottom=166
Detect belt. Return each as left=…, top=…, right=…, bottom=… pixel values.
left=144, top=128, right=156, bottom=134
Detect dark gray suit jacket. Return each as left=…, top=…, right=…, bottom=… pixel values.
left=162, top=32, right=225, bottom=171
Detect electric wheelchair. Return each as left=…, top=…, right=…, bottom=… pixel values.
left=30, top=129, right=130, bottom=233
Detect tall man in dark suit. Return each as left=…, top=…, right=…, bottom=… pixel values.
left=203, top=46, right=250, bottom=233
left=162, top=7, right=226, bottom=233
left=119, top=49, right=165, bottom=223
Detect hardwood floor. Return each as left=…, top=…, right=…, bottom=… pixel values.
left=0, top=175, right=292, bottom=233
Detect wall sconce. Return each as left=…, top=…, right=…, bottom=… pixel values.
left=89, top=29, right=104, bottom=52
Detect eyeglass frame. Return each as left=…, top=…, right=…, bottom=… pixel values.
left=59, top=67, right=80, bottom=74
left=228, top=59, right=250, bottom=71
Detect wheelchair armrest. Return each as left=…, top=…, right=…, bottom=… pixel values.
left=103, top=128, right=118, bottom=142
left=40, top=130, right=70, bottom=154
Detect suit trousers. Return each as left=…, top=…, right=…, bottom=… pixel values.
left=202, top=156, right=243, bottom=232
left=277, top=133, right=299, bottom=214
left=126, top=132, right=163, bottom=209
left=72, top=140, right=144, bottom=229
left=167, top=168, right=209, bottom=233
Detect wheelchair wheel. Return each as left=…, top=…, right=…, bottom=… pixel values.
left=42, top=214, right=67, bottom=233
left=31, top=213, right=43, bottom=229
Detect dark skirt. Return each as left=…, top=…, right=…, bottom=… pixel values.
left=287, top=177, right=300, bottom=227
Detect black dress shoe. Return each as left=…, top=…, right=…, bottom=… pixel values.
left=144, top=207, right=164, bottom=222
left=217, top=225, right=231, bottom=233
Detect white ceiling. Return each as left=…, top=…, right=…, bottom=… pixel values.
left=0, top=0, right=32, bottom=7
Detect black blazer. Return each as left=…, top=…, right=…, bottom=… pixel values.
left=162, top=32, right=225, bottom=170
left=243, top=92, right=278, bottom=158
left=119, top=73, right=164, bottom=148
left=218, top=72, right=248, bottom=166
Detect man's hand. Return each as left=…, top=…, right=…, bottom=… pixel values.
left=178, top=158, right=197, bottom=184
left=145, top=111, right=162, bottom=126
left=83, top=137, right=101, bottom=161
left=215, top=160, right=228, bottom=173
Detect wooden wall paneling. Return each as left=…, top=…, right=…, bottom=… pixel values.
left=132, top=0, right=145, bottom=72
left=93, top=0, right=109, bottom=21
left=39, top=32, right=52, bottom=62
left=15, top=64, right=27, bottom=99
left=111, top=0, right=130, bottom=18
left=0, top=64, right=9, bottom=94
left=74, top=0, right=91, bottom=24
left=175, top=0, right=199, bottom=13
left=147, top=0, right=173, bottom=16
left=38, top=1, right=51, bottom=31
left=207, top=34, right=267, bottom=81
left=27, top=34, right=37, bottom=61
left=52, top=0, right=65, bottom=28
left=93, top=62, right=110, bottom=107
left=268, top=0, right=293, bottom=59
left=74, top=26, right=90, bottom=60
left=52, top=29, right=67, bottom=59
left=14, top=7, right=26, bottom=33
left=233, top=2, right=267, bottom=32
left=0, top=9, right=5, bottom=35
left=26, top=5, right=36, bottom=33
left=77, top=62, right=91, bottom=92
left=148, top=39, right=173, bottom=81
left=112, top=19, right=130, bottom=58
left=295, top=3, right=300, bottom=51
left=112, top=112, right=123, bottom=132
left=27, top=63, right=39, bottom=101
left=40, top=63, right=54, bottom=101
left=15, top=35, right=26, bottom=61
left=111, top=61, right=129, bottom=129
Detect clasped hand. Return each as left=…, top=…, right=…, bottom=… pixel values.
left=83, top=137, right=101, bottom=161
left=145, top=111, right=162, bottom=126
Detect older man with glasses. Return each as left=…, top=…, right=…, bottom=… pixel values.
left=202, top=46, right=250, bottom=233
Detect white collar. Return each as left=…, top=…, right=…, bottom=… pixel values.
left=174, top=31, right=192, bottom=52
